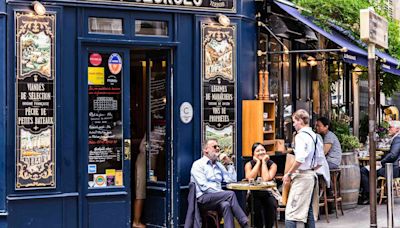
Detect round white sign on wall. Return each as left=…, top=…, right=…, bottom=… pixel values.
left=180, top=102, right=193, bottom=124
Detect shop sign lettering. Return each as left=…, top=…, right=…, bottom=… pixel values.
left=15, top=12, right=56, bottom=190
left=201, top=23, right=237, bottom=166
left=80, top=0, right=235, bottom=12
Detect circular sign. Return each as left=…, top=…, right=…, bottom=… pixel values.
left=95, top=175, right=106, bottom=186
left=108, top=53, right=122, bottom=75
left=180, top=102, right=193, bottom=124
left=90, top=53, right=102, bottom=66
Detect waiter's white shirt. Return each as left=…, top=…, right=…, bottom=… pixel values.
left=294, top=127, right=325, bottom=171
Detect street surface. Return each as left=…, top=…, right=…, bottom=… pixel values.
left=275, top=200, right=400, bottom=227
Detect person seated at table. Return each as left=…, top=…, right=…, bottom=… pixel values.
left=359, top=120, right=400, bottom=205
left=315, top=117, right=342, bottom=169
left=190, top=139, right=249, bottom=228
left=244, top=142, right=278, bottom=228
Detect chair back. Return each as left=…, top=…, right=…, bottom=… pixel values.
left=184, top=182, right=201, bottom=228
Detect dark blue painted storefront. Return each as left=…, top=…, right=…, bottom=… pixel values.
left=0, top=0, right=258, bottom=227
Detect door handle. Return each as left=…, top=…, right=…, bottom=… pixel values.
left=124, top=139, right=131, bottom=160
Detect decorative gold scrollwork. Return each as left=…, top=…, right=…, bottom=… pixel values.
left=124, top=139, right=131, bottom=160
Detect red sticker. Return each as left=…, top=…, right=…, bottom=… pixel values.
left=90, top=53, right=102, bottom=66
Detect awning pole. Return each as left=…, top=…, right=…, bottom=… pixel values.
left=262, top=48, right=347, bottom=55
left=258, top=21, right=289, bottom=52
left=368, top=43, right=378, bottom=228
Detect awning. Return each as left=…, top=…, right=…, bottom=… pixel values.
left=274, top=1, right=369, bottom=66
left=376, top=51, right=400, bottom=76
left=331, top=23, right=400, bottom=76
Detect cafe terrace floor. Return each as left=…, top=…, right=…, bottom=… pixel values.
left=275, top=199, right=400, bottom=227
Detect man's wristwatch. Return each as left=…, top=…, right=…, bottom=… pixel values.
left=287, top=172, right=293, bottom=178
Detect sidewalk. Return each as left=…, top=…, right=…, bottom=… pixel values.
left=276, top=201, right=400, bottom=227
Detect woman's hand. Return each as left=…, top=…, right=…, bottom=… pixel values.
left=253, top=155, right=260, bottom=163
left=262, top=154, right=270, bottom=162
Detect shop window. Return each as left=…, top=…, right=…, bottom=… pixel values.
left=130, top=50, right=169, bottom=183
left=135, top=20, right=168, bottom=37
left=89, top=17, right=123, bottom=35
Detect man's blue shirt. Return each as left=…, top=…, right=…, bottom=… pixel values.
left=190, top=156, right=237, bottom=198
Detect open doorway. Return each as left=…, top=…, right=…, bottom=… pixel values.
left=130, top=49, right=169, bottom=227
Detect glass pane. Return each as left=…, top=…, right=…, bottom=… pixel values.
left=131, top=50, right=168, bottom=183
left=87, top=52, right=124, bottom=188
left=282, top=39, right=292, bottom=145
left=135, top=20, right=168, bottom=37
left=89, top=17, right=123, bottom=35
left=149, top=56, right=167, bottom=182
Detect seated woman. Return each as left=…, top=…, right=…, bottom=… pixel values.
left=244, top=142, right=278, bottom=228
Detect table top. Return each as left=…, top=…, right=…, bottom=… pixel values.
left=226, top=181, right=276, bottom=191
left=376, top=147, right=390, bottom=152
left=358, top=156, right=382, bottom=161
left=376, top=151, right=385, bottom=156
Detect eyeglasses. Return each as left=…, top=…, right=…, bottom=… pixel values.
left=212, top=145, right=220, bottom=149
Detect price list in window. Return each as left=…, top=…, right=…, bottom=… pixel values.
left=87, top=52, right=123, bottom=188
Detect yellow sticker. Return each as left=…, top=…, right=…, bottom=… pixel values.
left=106, top=169, right=116, bottom=176
left=115, top=170, right=123, bottom=186
left=88, top=67, right=105, bottom=85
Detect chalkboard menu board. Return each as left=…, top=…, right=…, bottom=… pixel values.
left=87, top=52, right=123, bottom=188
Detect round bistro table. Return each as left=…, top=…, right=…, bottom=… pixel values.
left=227, top=181, right=276, bottom=227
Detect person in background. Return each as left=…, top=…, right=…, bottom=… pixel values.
left=315, top=117, right=343, bottom=169
left=190, top=139, right=249, bottom=228
left=244, top=142, right=278, bottom=228
left=283, top=109, right=325, bottom=228
left=359, top=120, right=400, bottom=205
left=133, top=135, right=147, bottom=228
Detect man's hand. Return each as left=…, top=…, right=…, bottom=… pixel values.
left=222, top=155, right=233, bottom=165
left=283, top=173, right=292, bottom=185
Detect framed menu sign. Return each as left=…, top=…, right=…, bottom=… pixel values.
left=15, top=12, right=56, bottom=190
left=87, top=52, right=123, bottom=188
left=201, top=23, right=236, bottom=165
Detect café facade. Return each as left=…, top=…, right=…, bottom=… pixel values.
left=2, top=0, right=400, bottom=227
left=0, top=0, right=259, bottom=227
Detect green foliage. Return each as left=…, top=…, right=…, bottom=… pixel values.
left=293, top=0, right=400, bottom=96
left=377, top=120, right=389, bottom=138
left=338, top=134, right=361, bottom=151
left=331, top=119, right=350, bottom=136
left=331, top=118, right=361, bottom=151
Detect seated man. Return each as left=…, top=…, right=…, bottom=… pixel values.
left=360, top=120, right=400, bottom=204
left=315, top=117, right=342, bottom=169
left=190, top=139, right=249, bottom=228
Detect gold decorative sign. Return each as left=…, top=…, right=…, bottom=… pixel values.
left=201, top=23, right=236, bottom=165
left=15, top=12, right=56, bottom=189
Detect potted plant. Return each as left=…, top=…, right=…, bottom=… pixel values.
left=337, top=134, right=361, bottom=152
left=377, top=121, right=389, bottom=140
left=332, top=117, right=362, bottom=209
